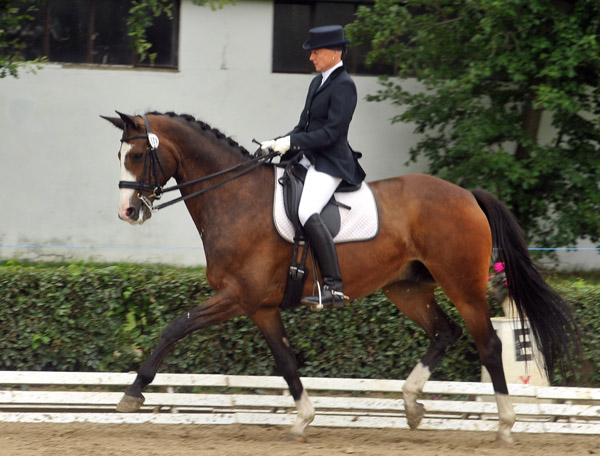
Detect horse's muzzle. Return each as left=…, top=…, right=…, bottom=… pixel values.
left=118, top=200, right=152, bottom=225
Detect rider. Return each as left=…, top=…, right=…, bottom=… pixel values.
left=261, top=25, right=366, bottom=308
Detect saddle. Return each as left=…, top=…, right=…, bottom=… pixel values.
left=277, top=160, right=358, bottom=310
left=279, top=160, right=359, bottom=239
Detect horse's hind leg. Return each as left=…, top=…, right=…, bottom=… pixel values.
left=383, top=282, right=462, bottom=430
left=251, top=307, right=314, bottom=439
left=437, top=266, right=516, bottom=444
left=457, top=303, right=516, bottom=444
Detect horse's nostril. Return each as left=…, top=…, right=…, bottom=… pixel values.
left=126, top=207, right=134, bottom=218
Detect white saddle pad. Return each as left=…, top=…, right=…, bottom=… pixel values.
left=272, top=167, right=379, bottom=244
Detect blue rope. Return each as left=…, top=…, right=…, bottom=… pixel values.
left=528, top=247, right=600, bottom=251
left=1, top=244, right=598, bottom=251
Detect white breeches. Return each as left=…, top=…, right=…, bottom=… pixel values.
left=298, top=158, right=342, bottom=226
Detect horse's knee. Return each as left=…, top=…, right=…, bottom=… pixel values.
left=161, top=312, right=191, bottom=343
left=130, top=313, right=191, bottom=390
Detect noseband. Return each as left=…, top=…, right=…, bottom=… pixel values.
left=118, top=115, right=279, bottom=212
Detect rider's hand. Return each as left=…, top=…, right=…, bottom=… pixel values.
left=271, top=136, right=290, bottom=154
left=260, top=139, right=275, bottom=151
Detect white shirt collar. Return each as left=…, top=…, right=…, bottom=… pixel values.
left=320, top=61, right=343, bottom=86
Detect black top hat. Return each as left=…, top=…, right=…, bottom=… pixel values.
left=302, top=25, right=350, bottom=51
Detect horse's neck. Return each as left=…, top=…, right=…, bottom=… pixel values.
left=173, top=137, right=269, bottom=243
left=174, top=137, right=243, bottom=184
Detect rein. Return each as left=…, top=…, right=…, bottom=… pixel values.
left=118, top=115, right=278, bottom=212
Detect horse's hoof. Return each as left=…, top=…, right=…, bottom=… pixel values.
left=116, top=393, right=145, bottom=412
left=495, top=433, right=514, bottom=446
left=406, top=401, right=425, bottom=430
left=286, top=431, right=307, bottom=443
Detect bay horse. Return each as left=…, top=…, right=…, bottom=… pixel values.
left=102, top=111, right=579, bottom=445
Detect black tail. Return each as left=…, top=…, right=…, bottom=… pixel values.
left=472, top=189, right=581, bottom=382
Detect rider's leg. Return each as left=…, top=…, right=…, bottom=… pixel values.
left=297, top=165, right=345, bottom=307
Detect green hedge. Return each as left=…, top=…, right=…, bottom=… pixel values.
left=0, top=261, right=598, bottom=386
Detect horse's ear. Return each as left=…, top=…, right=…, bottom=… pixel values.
left=115, top=111, right=140, bottom=130
left=100, top=115, right=125, bottom=130
left=100, top=111, right=139, bottom=131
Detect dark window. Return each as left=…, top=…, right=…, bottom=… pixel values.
left=272, top=0, right=392, bottom=75
left=12, top=0, right=179, bottom=69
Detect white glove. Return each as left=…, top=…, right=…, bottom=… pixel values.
left=272, top=136, right=290, bottom=153
left=260, top=139, right=275, bottom=151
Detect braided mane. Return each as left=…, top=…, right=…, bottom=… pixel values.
left=146, top=111, right=251, bottom=157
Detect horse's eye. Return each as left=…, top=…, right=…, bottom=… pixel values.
left=130, top=153, right=144, bottom=161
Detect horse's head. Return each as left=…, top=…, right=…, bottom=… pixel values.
left=102, top=112, right=176, bottom=225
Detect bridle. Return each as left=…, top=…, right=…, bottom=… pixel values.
left=118, top=115, right=165, bottom=211
left=118, top=114, right=279, bottom=212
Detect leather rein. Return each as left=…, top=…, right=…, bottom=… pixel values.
left=118, top=114, right=279, bottom=212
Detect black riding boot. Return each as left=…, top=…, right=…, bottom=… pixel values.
left=301, top=213, right=347, bottom=308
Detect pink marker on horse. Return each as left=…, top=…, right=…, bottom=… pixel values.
left=102, top=111, right=580, bottom=445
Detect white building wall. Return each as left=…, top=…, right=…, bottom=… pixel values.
left=0, top=0, right=596, bottom=268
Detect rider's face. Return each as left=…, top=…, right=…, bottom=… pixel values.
left=309, top=48, right=341, bottom=73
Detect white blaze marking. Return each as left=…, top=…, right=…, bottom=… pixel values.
left=119, top=142, right=138, bottom=222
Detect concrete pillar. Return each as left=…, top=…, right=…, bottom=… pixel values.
left=481, top=299, right=549, bottom=386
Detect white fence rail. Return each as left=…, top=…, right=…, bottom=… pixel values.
left=0, top=371, right=598, bottom=434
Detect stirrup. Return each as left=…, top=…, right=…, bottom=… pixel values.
left=305, top=282, right=324, bottom=312
left=301, top=284, right=348, bottom=311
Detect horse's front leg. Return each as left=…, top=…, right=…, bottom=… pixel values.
left=251, top=307, right=315, bottom=440
left=117, top=290, right=244, bottom=412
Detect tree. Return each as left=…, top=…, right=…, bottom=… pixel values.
left=346, top=0, right=600, bottom=252
left=129, top=0, right=235, bottom=64
left=0, top=0, right=45, bottom=78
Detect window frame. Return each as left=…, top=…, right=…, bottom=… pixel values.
left=272, top=0, right=393, bottom=76
left=21, top=0, right=180, bottom=70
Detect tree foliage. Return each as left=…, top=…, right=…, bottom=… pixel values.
left=128, top=0, right=236, bottom=64
left=1, top=0, right=236, bottom=76
left=0, top=0, right=44, bottom=78
left=346, top=0, right=600, bottom=250
left=2, top=262, right=598, bottom=385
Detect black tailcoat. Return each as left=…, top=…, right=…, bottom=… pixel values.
left=283, top=66, right=366, bottom=186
